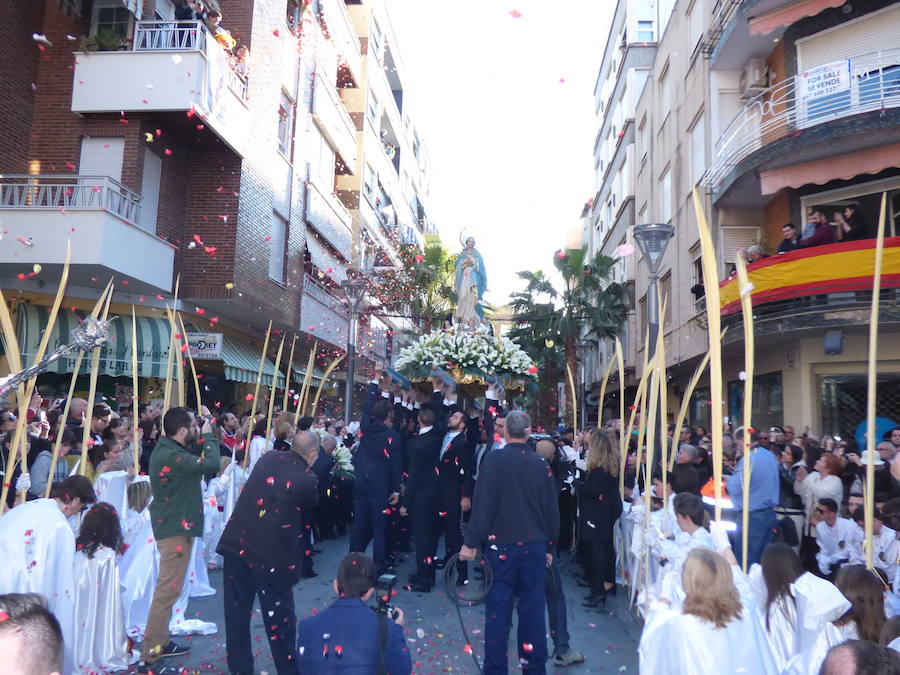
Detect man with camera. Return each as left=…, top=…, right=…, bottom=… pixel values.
left=296, top=553, right=411, bottom=674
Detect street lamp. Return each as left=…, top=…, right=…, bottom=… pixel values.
left=632, top=223, right=675, bottom=358
left=341, top=277, right=367, bottom=425
left=633, top=222, right=674, bottom=452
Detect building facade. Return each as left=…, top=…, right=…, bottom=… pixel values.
left=587, top=0, right=900, bottom=436
left=0, top=0, right=436, bottom=415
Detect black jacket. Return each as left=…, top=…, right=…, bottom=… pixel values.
left=465, top=442, right=560, bottom=548
left=577, top=467, right=622, bottom=542
left=311, top=452, right=336, bottom=499
left=403, top=391, right=448, bottom=508
left=217, top=450, right=318, bottom=584
left=438, top=416, right=477, bottom=508
left=353, top=384, right=403, bottom=498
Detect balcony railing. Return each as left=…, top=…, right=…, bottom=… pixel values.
left=304, top=273, right=347, bottom=315
left=0, top=175, right=141, bottom=224
left=704, top=49, right=900, bottom=189
left=701, top=0, right=743, bottom=56
left=719, top=238, right=900, bottom=331
left=133, top=20, right=204, bottom=50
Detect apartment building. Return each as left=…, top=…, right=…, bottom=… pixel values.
left=582, top=0, right=676, bottom=421
left=0, top=0, right=435, bottom=413
left=588, top=0, right=900, bottom=436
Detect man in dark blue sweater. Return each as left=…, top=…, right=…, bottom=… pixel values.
left=349, top=374, right=403, bottom=573
left=460, top=410, right=560, bottom=675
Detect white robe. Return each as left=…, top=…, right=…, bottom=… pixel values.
left=119, top=508, right=159, bottom=640
left=202, top=476, right=227, bottom=569
left=93, top=470, right=129, bottom=516
left=748, top=564, right=799, bottom=671
left=0, top=499, right=77, bottom=674
left=782, top=572, right=852, bottom=675
left=72, top=546, right=130, bottom=673
left=639, top=599, right=779, bottom=674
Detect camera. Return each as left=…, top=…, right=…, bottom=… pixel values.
left=372, top=573, right=399, bottom=620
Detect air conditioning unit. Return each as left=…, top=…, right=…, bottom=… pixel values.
left=739, top=58, right=769, bottom=98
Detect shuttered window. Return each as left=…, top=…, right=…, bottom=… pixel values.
left=719, top=226, right=759, bottom=264
left=797, top=5, right=900, bottom=71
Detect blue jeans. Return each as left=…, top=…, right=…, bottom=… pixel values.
left=484, top=542, right=548, bottom=674
left=733, top=508, right=777, bottom=567
left=544, top=556, right=569, bottom=657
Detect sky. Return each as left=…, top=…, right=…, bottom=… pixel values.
left=390, top=0, right=615, bottom=308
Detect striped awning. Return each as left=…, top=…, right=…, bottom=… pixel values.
left=222, top=335, right=281, bottom=387
left=16, top=305, right=173, bottom=379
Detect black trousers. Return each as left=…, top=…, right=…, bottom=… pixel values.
left=583, top=533, right=616, bottom=591
left=350, top=487, right=389, bottom=571
left=557, top=490, right=577, bottom=553
left=439, top=504, right=467, bottom=582
left=223, top=553, right=297, bottom=675
left=411, top=491, right=440, bottom=583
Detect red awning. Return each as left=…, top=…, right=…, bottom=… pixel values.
left=760, top=142, right=900, bottom=195
left=749, top=0, right=845, bottom=35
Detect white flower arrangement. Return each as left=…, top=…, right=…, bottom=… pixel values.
left=394, top=329, right=534, bottom=381
left=332, top=441, right=355, bottom=479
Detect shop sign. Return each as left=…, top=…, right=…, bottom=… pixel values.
left=186, top=333, right=223, bottom=360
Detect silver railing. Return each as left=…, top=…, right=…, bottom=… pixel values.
left=133, top=20, right=205, bottom=52
left=304, top=274, right=347, bottom=314
left=703, top=49, right=900, bottom=189
left=0, top=175, right=142, bottom=224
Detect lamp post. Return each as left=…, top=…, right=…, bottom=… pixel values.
left=575, top=340, right=590, bottom=428
left=341, top=277, right=367, bottom=426
left=633, top=222, right=675, bottom=451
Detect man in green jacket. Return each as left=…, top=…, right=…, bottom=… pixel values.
left=138, top=406, right=220, bottom=673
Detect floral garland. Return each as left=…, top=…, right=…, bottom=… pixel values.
left=311, top=428, right=355, bottom=479
left=394, top=328, right=534, bottom=383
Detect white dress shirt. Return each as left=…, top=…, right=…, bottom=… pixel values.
left=441, top=431, right=461, bottom=460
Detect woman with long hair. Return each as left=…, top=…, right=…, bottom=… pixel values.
left=579, top=428, right=623, bottom=607
left=640, top=547, right=778, bottom=674
left=73, top=502, right=130, bottom=671
left=747, top=543, right=805, bottom=670
left=835, top=564, right=888, bottom=642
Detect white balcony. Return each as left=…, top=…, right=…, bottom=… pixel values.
left=320, top=0, right=361, bottom=85
left=71, top=21, right=250, bottom=156
left=305, top=176, right=354, bottom=261
left=312, top=73, right=358, bottom=172
left=704, top=49, right=900, bottom=189
left=301, top=274, right=349, bottom=348
left=0, top=175, right=174, bottom=292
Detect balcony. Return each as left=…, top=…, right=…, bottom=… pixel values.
left=312, top=73, right=358, bottom=172
left=301, top=274, right=349, bottom=348
left=0, top=175, right=174, bottom=292
left=719, top=238, right=900, bottom=338
left=320, top=0, right=361, bottom=85
left=305, top=176, right=353, bottom=261
left=71, top=21, right=250, bottom=156
left=704, top=49, right=900, bottom=197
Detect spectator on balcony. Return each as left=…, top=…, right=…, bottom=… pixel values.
left=232, top=45, right=250, bottom=78
left=837, top=205, right=867, bottom=242
left=777, top=223, right=801, bottom=254
left=206, top=10, right=237, bottom=50
left=800, top=207, right=836, bottom=248
left=744, top=245, right=766, bottom=264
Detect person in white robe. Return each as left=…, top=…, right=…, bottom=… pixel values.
left=72, top=502, right=131, bottom=672
left=639, top=546, right=779, bottom=675
left=201, top=459, right=229, bottom=569
left=120, top=477, right=156, bottom=640
left=781, top=572, right=852, bottom=675
left=814, top=498, right=862, bottom=578
left=0, top=476, right=96, bottom=675
left=747, top=542, right=805, bottom=670
left=848, top=507, right=899, bottom=581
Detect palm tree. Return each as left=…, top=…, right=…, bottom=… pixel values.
left=509, top=247, right=629, bottom=428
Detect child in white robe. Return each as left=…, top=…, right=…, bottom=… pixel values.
left=119, top=477, right=157, bottom=640
left=202, top=458, right=230, bottom=569
left=73, top=502, right=131, bottom=673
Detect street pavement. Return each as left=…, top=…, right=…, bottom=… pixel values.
left=151, top=535, right=640, bottom=674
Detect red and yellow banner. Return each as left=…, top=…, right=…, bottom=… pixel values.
left=720, top=237, right=900, bottom=315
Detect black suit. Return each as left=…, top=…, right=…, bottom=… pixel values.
left=403, top=390, right=447, bottom=584
left=438, top=416, right=476, bottom=579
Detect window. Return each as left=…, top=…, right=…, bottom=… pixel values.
left=366, top=93, right=379, bottom=129
left=363, top=164, right=376, bottom=201
left=659, top=167, right=672, bottom=223
left=659, top=61, right=671, bottom=111
left=638, top=114, right=648, bottom=165
left=639, top=294, right=648, bottom=347
left=689, top=113, right=706, bottom=187
left=277, top=91, right=295, bottom=156
left=370, top=20, right=383, bottom=60
left=637, top=20, right=654, bottom=42
left=309, top=129, right=335, bottom=187
left=691, top=246, right=705, bottom=312
left=92, top=0, right=131, bottom=38
left=660, top=272, right=672, bottom=332
left=687, top=0, right=704, bottom=52
left=268, top=214, right=287, bottom=284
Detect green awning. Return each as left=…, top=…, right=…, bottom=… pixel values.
left=222, top=335, right=281, bottom=387
left=15, top=304, right=173, bottom=379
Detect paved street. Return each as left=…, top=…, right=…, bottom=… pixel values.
left=160, top=535, right=640, bottom=674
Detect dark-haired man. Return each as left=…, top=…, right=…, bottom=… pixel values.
left=139, top=407, right=219, bottom=673
left=89, top=403, right=112, bottom=445
left=777, top=223, right=801, bottom=254
left=0, top=593, right=64, bottom=675
left=350, top=375, right=403, bottom=573
left=815, top=498, right=859, bottom=580
left=800, top=207, right=835, bottom=248
left=296, top=553, right=411, bottom=674
left=0, top=476, right=96, bottom=673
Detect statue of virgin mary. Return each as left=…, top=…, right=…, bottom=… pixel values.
left=453, top=236, right=487, bottom=329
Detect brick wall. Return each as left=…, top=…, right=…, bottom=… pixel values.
left=0, top=2, right=45, bottom=173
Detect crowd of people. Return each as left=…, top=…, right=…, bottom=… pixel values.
left=173, top=0, right=249, bottom=78
left=3, top=372, right=900, bottom=673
